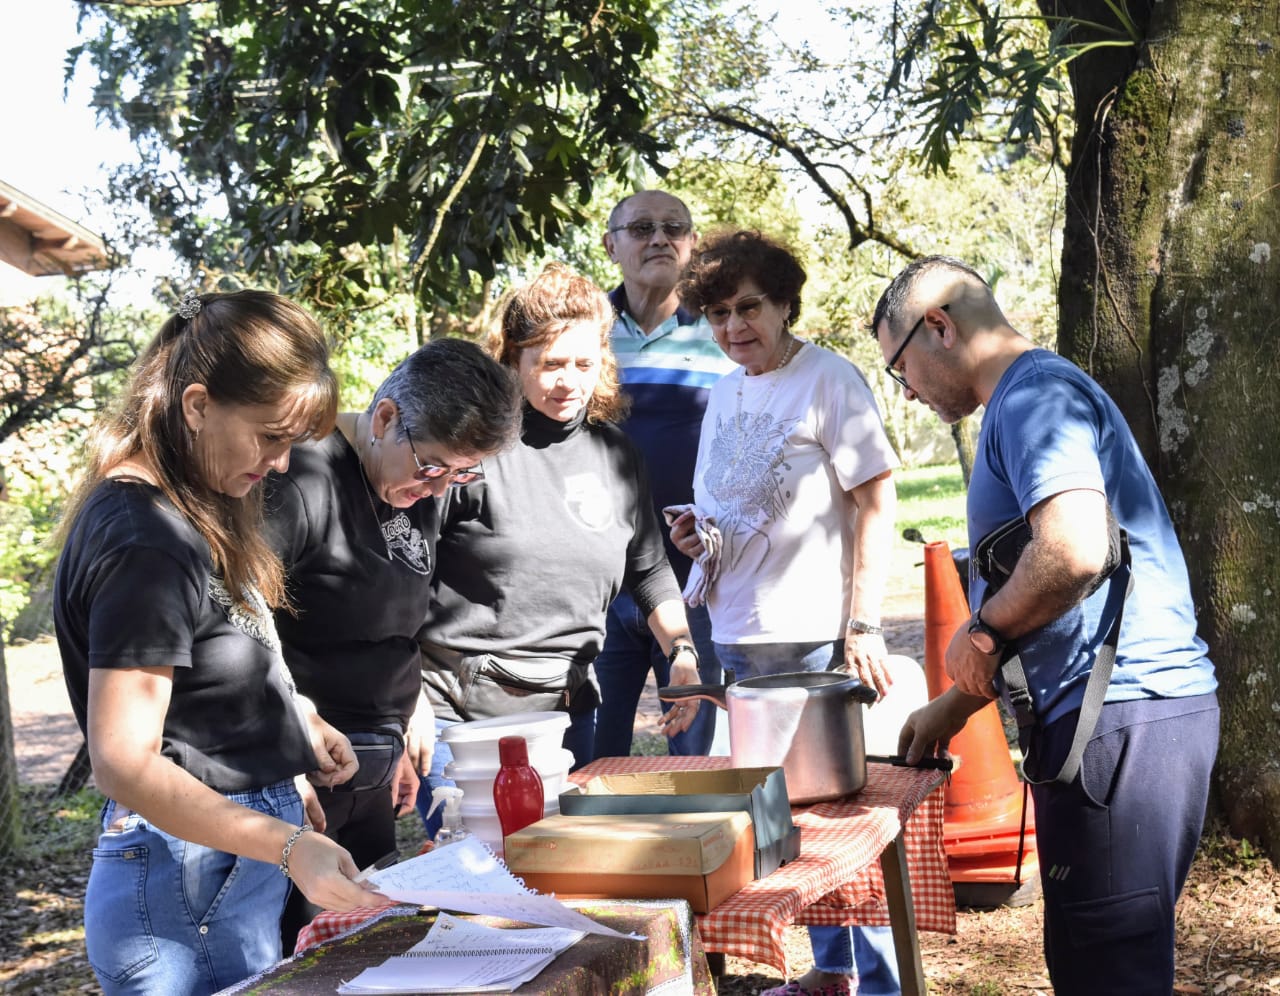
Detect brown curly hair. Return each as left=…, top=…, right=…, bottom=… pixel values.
left=486, top=263, right=628, bottom=424
left=678, top=229, right=807, bottom=325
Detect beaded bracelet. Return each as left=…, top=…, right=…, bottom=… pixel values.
left=279, top=823, right=313, bottom=879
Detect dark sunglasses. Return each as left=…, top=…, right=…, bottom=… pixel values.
left=704, top=295, right=767, bottom=328
left=607, top=220, right=694, bottom=241
left=885, top=304, right=948, bottom=390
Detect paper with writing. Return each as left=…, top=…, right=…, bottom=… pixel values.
left=363, top=836, right=641, bottom=940
left=382, top=888, right=641, bottom=940
left=336, top=912, right=584, bottom=994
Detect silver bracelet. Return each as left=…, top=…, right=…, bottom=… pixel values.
left=279, top=823, right=313, bottom=879
left=846, top=618, right=884, bottom=636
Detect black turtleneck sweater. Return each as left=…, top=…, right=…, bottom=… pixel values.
left=420, top=406, right=679, bottom=715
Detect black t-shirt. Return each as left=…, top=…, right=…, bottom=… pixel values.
left=264, top=432, right=439, bottom=729
left=423, top=407, right=679, bottom=664
left=53, top=480, right=316, bottom=793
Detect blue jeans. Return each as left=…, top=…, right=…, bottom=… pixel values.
left=714, top=637, right=901, bottom=993
left=84, top=780, right=302, bottom=996
left=415, top=712, right=595, bottom=840
left=592, top=592, right=722, bottom=758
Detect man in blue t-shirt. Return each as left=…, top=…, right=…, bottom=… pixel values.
left=872, top=255, right=1219, bottom=995
left=593, top=190, right=735, bottom=758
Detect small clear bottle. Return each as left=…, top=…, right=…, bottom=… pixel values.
left=492, top=736, right=545, bottom=840
left=426, top=786, right=471, bottom=848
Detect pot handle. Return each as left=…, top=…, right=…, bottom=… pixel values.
left=866, top=753, right=955, bottom=772
left=848, top=681, right=879, bottom=706
left=657, top=683, right=729, bottom=710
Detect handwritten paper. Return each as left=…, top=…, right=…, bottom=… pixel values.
left=381, top=888, right=640, bottom=941
left=364, top=837, right=528, bottom=896
left=337, top=912, right=584, bottom=994
left=365, top=836, right=641, bottom=941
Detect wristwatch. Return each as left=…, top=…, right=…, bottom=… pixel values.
left=667, top=641, right=699, bottom=667
left=967, top=610, right=1007, bottom=656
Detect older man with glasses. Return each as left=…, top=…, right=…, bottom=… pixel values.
left=592, top=190, right=736, bottom=760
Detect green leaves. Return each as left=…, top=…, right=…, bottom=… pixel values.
left=888, top=0, right=1131, bottom=174
left=77, top=0, right=668, bottom=311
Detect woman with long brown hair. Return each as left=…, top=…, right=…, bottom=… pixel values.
left=54, top=290, right=377, bottom=996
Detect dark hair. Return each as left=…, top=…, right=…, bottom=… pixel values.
left=370, top=338, right=522, bottom=454
left=870, top=255, right=990, bottom=340
left=678, top=229, right=807, bottom=324
left=487, top=263, right=627, bottom=424
left=61, top=290, right=338, bottom=609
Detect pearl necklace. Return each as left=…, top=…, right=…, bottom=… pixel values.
left=730, top=336, right=802, bottom=468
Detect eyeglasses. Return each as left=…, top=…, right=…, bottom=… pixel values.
left=400, top=416, right=485, bottom=486
left=607, top=220, right=694, bottom=241
left=704, top=295, right=767, bottom=328
left=885, top=304, right=948, bottom=390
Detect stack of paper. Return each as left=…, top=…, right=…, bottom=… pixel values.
left=361, top=836, right=641, bottom=940
left=336, top=912, right=585, bottom=994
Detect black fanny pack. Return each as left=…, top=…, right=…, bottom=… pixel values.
left=974, top=509, right=1131, bottom=785
left=331, top=725, right=404, bottom=793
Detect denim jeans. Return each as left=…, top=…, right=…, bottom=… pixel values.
left=593, top=591, right=722, bottom=758
left=84, top=780, right=302, bottom=996
left=714, top=637, right=901, bottom=994
left=415, top=712, right=595, bottom=840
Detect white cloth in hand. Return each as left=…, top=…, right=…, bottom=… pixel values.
left=662, top=503, right=722, bottom=608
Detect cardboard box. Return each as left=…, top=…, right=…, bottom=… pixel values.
left=558, top=766, right=801, bottom=879
left=504, top=811, right=754, bottom=913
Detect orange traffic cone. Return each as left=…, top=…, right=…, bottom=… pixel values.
left=923, top=541, right=1039, bottom=907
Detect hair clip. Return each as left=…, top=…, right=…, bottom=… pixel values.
left=176, top=291, right=203, bottom=321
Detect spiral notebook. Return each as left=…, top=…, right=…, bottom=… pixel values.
left=336, top=911, right=585, bottom=994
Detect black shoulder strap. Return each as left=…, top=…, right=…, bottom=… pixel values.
left=997, top=531, right=1132, bottom=786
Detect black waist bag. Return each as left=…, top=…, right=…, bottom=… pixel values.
left=974, top=510, right=1131, bottom=785
left=332, top=725, right=404, bottom=792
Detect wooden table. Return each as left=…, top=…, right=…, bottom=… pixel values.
left=217, top=899, right=715, bottom=994
left=569, top=756, right=956, bottom=995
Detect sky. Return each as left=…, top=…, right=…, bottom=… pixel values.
left=0, top=3, right=135, bottom=228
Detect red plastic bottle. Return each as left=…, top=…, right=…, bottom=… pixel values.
left=492, top=735, right=545, bottom=839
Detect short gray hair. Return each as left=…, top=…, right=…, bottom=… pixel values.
left=370, top=338, right=521, bottom=453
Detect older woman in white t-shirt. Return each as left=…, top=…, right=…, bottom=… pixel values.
left=669, top=229, right=899, bottom=996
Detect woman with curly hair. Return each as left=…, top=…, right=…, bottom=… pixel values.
left=672, top=231, right=900, bottom=996
left=416, top=264, right=700, bottom=834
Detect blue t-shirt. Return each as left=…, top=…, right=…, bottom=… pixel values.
left=968, top=349, right=1216, bottom=725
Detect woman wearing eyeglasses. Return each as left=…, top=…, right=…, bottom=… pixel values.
left=264, top=338, right=521, bottom=948
left=671, top=230, right=901, bottom=996
left=415, top=263, right=701, bottom=833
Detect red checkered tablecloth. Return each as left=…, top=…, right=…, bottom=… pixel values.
left=568, top=755, right=956, bottom=977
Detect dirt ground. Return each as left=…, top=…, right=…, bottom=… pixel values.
left=4, top=589, right=1280, bottom=993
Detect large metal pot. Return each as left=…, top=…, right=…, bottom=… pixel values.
left=662, top=671, right=879, bottom=804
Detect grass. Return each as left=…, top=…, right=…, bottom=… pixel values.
left=895, top=463, right=968, bottom=550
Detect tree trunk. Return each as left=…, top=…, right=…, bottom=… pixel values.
left=1051, top=0, right=1280, bottom=860
left=0, top=637, right=23, bottom=855
left=950, top=417, right=978, bottom=486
